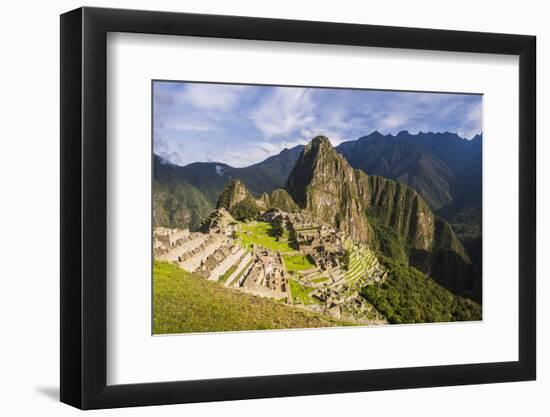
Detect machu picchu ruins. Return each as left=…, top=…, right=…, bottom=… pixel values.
left=154, top=203, right=389, bottom=324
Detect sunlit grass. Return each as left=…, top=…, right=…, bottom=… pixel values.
left=283, top=254, right=315, bottom=272
left=289, top=278, right=319, bottom=305
left=238, top=221, right=294, bottom=252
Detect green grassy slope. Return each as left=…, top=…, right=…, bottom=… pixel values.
left=153, top=261, right=352, bottom=334
left=153, top=182, right=213, bottom=231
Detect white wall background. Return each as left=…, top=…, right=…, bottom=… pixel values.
left=0, top=0, right=546, bottom=415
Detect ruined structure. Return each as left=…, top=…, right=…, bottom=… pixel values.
left=235, top=247, right=290, bottom=301
left=154, top=203, right=388, bottom=324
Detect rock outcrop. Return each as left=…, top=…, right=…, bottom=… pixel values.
left=286, top=136, right=373, bottom=242
left=258, top=188, right=300, bottom=213
left=216, top=178, right=254, bottom=211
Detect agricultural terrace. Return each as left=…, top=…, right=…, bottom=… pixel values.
left=343, top=237, right=382, bottom=284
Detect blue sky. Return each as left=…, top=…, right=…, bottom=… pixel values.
left=153, top=81, right=482, bottom=168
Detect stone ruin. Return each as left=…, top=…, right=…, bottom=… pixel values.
left=153, top=207, right=388, bottom=324
left=199, top=208, right=237, bottom=236
left=153, top=227, right=190, bottom=254
left=235, top=247, right=290, bottom=302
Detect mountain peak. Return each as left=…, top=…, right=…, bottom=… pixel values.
left=286, top=136, right=372, bottom=241
left=301, top=136, right=339, bottom=163
left=216, top=178, right=252, bottom=210
left=369, top=130, right=386, bottom=138
left=229, top=177, right=243, bottom=187
left=309, top=135, right=333, bottom=149
left=471, top=133, right=482, bottom=143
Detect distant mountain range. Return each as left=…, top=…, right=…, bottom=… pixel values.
left=153, top=130, right=482, bottom=278
left=336, top=131, right=482, bottom=213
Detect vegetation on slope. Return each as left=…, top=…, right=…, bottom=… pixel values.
left=153, top=182, right=212, bottom=231
left=361, top=256, right=481, bottom=324
left=153, top=261, right=351, bottom=334
left=288, top=278, right=319, bottom=305
left=229, top=197, right=261, bottom=221
left=447, top=204, right=482, bottom=273
left=366, top=207, right=409, bottom=264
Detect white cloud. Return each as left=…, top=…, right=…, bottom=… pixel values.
left=297, top=127, right=346, bottom=146
left=457, top=100, right=482, bottom=138
left=182, top=84, right=248, bottom=111
left=163, top=119, right=219, bottom=132
left=377, top=113, right=409, bottom=131
left=249, top=88, right=315, bottom=137
left=220, top=142, right=279, bottom=167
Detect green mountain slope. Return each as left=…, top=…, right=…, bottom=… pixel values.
left=152, top=180, right=212, bottom=231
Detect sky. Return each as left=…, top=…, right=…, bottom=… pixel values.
left=153, top=81, right=482, bottom=168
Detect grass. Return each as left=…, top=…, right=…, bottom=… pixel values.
left=238, top=221, right=294, bottom=253
left=218, top=263, right=239, bottom=284
left=153, top=261, right=352, bottom=334
left=232, top=259, right=254, bottom=285
left=283, top=254, right=315, bottom=272
left=289, top=278, right=318, bottom=305
left=311, top=277, right=329, bottom=284
left=342, top=237, right=383, bottom=284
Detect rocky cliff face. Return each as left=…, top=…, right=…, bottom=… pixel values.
left=286, top=136, right=373, bottom=242
left=362, top=175, right=436, bottom=252
left=258, top=189, right=299, bottom=213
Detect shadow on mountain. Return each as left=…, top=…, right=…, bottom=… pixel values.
left=410, top=248, right=481, bottom=303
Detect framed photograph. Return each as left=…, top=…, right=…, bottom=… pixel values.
left=60, top=7, right=536, bottom=409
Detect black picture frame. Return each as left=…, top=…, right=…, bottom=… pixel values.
left=60, top=6, right=536, bottom=410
